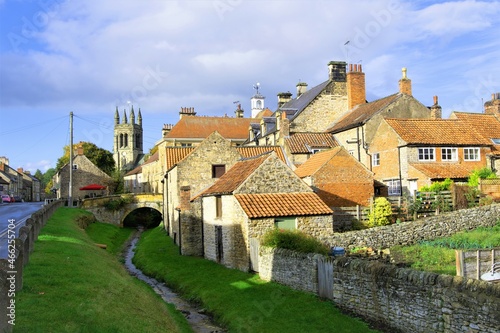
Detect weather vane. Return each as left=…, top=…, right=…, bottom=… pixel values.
left=253, top=82, right=260, bottom=95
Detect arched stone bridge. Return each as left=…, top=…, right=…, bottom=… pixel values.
left=81, top=194, right=163, bottom=226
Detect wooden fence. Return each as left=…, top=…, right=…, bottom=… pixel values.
left=455, top=248, right=499, bottom=280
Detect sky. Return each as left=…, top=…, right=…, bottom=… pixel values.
left=0, top=0, right=499, bottom=175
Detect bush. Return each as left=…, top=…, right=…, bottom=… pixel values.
left=420, top=178, right=453, bottom=192
left=75, top=214, right=97, bottom=229
left=260, top=228, right=329, bottom=255
left=468, top=168, right=497, bottom=187
left=367, top=197, right=392, bottom=227
left=104, top=195, right=135, bottom=211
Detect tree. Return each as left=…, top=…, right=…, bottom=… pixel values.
left=56, top=142, right=115, bottom=175
left=42, top=168, right=57, bottom=195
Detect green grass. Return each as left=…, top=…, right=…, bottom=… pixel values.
left=15, top=207, right=192, bottom=333
left=133, top=226, right=381, bottom=333
left=391, top=223, right=500, bottom=275
left=85, top=222, right=134, bottom=256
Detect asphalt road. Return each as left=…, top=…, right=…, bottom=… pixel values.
left=0, top=202, right=45, bottom=258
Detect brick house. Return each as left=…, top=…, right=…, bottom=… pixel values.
left=162, top=131, right=288, bottom=255
left=326, top=68, right=433, bottom=169
left=53, top=147, right=113, bottom=200
left=193, top=153, right=333, bottom=271
left=295, top=147, right=376, bottom=207
left=370, top=117, right=493, bottom=196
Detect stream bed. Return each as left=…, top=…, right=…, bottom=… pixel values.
left=124, top=231, right=225, bottom=333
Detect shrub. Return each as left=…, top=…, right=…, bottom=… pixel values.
left=419, top=178, right=453, bottom=193
left=468, top=167, right=497, bottom=187
left=260, top=228, right=329, bottom=255
left=367, top=197, right=392, bottom=227
left=75, top=214, right=97, bottom=229
left=104, top=195, right=135, bottom=211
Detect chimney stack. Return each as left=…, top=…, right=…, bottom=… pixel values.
left=484, top=92, right=500, bottom=116
left=347, top=63, right=366, bottom=109
left=179, top=107, right=196, bottom=119
left=162, top=124, right=173, bottom=137
left=277, top=92, right=293, bottom=108
left=77, top=145, right=84, bottom=156
left=17, top=167, right=24, bottom=174
left=430, top=95, right=442, bottom=119
left=328, top=61, right=347, bottom=82
left=234, top=104, right=244, bottom=118
left=399, top=67, right=412, bottom=95
left=296, top=82, right=308, bottom=97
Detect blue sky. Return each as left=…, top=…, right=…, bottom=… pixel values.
left=1, top=0, right=499, bottom=174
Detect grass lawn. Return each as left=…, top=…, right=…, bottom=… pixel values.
left=134, top=226, right=381, bottom=333
left=15, top=207, right=192, bottom=333
left=390, top=223, right=500, bottom=275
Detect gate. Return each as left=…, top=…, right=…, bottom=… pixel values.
left=317, top=256, right=334, bottom=299
left=249, top=238, right=260, bottom=272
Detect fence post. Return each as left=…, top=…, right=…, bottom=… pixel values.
left=0, top=259, right=14, bottom=333
left=455, top=250, right=464, bottom=277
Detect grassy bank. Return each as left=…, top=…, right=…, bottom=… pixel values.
left=134, top=227, right=380, bottom=333
left=15, top=207, right=191, bottom=333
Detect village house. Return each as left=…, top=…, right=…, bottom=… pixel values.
left=162, top=131, right=288, bottom=256
left=123, top=151, right=161, bottom=194
left=369, top=117, right=494, bottom=196
left=193, top=152, right=333, bottom=271
left=294, top=146, right=377, bottom=208
left=53, top=146, right=113, bottom=200
left=18, top=168, right=41, bottom=202
left=0, top=157, right=23, bottom=199
left=283, top=132, right=339, bottom=167
left=326, top=67, right=433, bottom=170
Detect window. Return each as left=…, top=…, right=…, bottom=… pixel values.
left=386, top=179, right=401, bottom=196
left=493, top=139, right=500, bottom=144
left=418, top=148, right=435, bottom=161
left=441, top=148, right=457, bottom=161
left=274, top=217, right=296, bottom=230
left=464, top=147, right=480, bottom=161
left=181, top=143, right=192, bottom=147
left=72, top=164, right=78, bottom=170
left=215, top=196, right=222, bottom=218
left=311, top=148, right=323, bottom=154
left=372, top=153, right=380, bottom=167
left=212, top=165, right=226, bottom=178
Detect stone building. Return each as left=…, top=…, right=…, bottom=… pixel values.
left=113, top=106, right=144, bottom=171
left=295, top=147, right=376, bottom=207
left=326, top=68, right=432, bottom=170
left=0, top=157, right=22, bottom=198
left=370, top=117, right=493, bottom=195
left=53, top=146, right=113, bottom=200
left=162, top=131, right=288, bottom=255
left=194, top=153, right=333, bottom=271
left=18, top=169, right=41, bottom=202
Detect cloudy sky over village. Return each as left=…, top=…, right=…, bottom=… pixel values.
left=0, top=0, right=499, bottom=173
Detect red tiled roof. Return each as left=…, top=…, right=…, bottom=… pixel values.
left=285, top=132, right=338, bottom=154
left=451, top=112, right=500, bottom=142
left=410, top=163, right=477, bottom=179
left=385, top=118, right=491, bottom=145
left=165, top=116, right=258, bottom=140
left=165, top=147, right=195, bottom=171
left=197, top=155, right=269, bottom=197
left=237, top=146, right=287, bottom=163
left=255, top=108, right=274, bottom=119
left=294, top=147, right=343, bottom=178
left=235, top=192, right=333, bottom=218
left=327, top=93, right=401, bottom=133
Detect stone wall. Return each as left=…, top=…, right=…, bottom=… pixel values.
left=321, top=203, right=500, bottom=249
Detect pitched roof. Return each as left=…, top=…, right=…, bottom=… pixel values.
left=235, top=192, right=333, bottom=218
left=196, top=155, right=269, bottom=197
left=165, top=147, right=195, bottom=171
left=410, top=163, right=476, bottom=179
left=385, top=118, right=491, bottom=145
left=237, top=146, right=287, bottom=163
left=327, top=93, right=401, bottom=133
left=451, top=112, right=500, bottom=141
left=294, top=147, right=343, bottom=178
left=285, top=132, right=338, bottom=154
left=124, top=164, right=142, bottom=176
left=279, top=80, right=331, bottom=119
left=165, top=116, right=258, bottom=140
left=255, top=108, right=274, bottom=118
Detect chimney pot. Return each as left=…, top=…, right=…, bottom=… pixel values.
left=433, top=95, right=438, bottom=105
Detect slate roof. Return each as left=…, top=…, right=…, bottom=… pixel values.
left=165, top=117, right=258, bottom=140
left=385, top=118, right=491, bottom=145
left=410, top=163, right=475, bottom=179
left=294, top=147, right=343, bottom=178
left=279, top=80, right=330, bottom=120
left=327, top=93, right=401, bottom=133
left=235, top=192, right=333, bottom=218
left=285, top=132, right=338, bottom=154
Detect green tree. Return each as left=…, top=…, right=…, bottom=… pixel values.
left=56, top=142, right=115, bottom=175
left=367, top=197, right=393, bottom=227
left=468, top=168, right=497, bottom=187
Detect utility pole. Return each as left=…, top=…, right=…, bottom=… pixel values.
left=68, top=111, right=73, bottom=207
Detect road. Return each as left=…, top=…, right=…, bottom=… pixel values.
left=0, top=202, right=45, bottom=258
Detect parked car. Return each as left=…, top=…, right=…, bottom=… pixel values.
left=13, top=196, right=22, bottom=202
left=1, top=195, right=12, bottom=203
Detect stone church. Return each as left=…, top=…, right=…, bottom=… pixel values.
left=113, top=106, right=144, bottom=171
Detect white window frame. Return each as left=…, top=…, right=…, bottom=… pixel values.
left=72, top=164, right=78, bottom=170
left=418, top=148, right=435, bottom=161
left=372, top=153, right=380, bottom=167
left=441, top=147, right=457, bottom=161
left=387, top=179, right=401, bottom=196
left=463, top=147, right=480, bottom=161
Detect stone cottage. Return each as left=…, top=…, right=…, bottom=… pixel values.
left=193, top=152, right=333, bottom=271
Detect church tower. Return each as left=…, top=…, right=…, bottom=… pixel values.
left=250, top=82, right=265, bottom=118
left=113, top=105, right=143, bottom=171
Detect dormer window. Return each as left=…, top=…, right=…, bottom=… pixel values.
left=492, top=139, right=500, bottom=144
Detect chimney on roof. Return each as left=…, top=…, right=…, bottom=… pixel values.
left=235, top=103, right=244, bottom=118
left=430, top=95, right=442, bottom=119
left=296, top=82, right=308, bottom=98
left=328, top=61, right=347, bottom=82
left=277, top=91, right=293, bottom=108
left=484, top=92, right=500, bottom=116
left=17, top=167, right=23, bottom=174
left=0, top=157, right=9, bottom=165
left=179, top=107, right=196, bottom=119
left=399, top=67, right=412, bottom=96
left=0, top=162, right=4, bottom=172
left=162, top=124, right=173, bottom=137
left=77, top=145, right=84, bottom=156
left=347, top=63, right=366, bottom=109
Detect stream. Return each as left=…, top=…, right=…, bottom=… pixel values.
left=124, top=231, right=225, bottom=333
